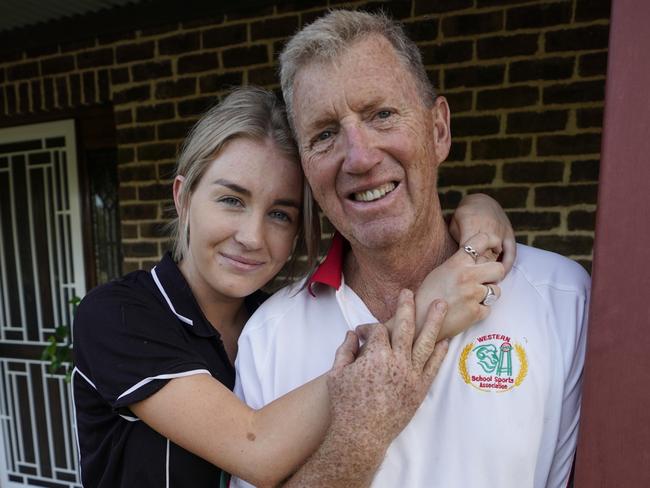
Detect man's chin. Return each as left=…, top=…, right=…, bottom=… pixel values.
left=344, top=223, right=409, bottom=252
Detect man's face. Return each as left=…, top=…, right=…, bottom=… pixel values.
left=291, top=34, right=451, bottom=251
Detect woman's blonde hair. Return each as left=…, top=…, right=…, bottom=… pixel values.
left=169, top=86, right=320, bottom=282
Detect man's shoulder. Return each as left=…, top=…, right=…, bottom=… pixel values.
left=511, top=243, right=591, bottom=296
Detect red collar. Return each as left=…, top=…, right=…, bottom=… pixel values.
left=307, top=233, right=345, bottom=296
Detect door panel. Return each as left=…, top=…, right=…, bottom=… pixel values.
left=0, top=120, right=85, bottom=488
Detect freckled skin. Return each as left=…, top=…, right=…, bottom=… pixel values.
left=283, top=292, right=449, bottom=487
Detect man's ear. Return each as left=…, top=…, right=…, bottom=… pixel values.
left=431, top=96, right=451, bottom=165
left=172, top=175, right=185, bottom=217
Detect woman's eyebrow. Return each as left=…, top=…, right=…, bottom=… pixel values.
left=274, top=198, right=300, bottom=209
left=214, top=178, right=300, bottom=209
left=213, top=178, right=250, bottom=196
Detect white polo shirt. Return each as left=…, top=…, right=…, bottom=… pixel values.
left=233, top=237, right=590, bottom=488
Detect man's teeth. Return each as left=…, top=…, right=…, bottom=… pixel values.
left=354, top=182, right=396, bottom=202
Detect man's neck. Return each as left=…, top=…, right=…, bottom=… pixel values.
left=344, top=217, right=456, bottom=322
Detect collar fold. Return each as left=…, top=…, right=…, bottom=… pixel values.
left=307, top=233, right=345, bottom=296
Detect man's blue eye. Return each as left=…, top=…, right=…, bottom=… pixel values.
left=377, top=110, right=392, bottom=119
left=317, top=130, right=332, bottom=141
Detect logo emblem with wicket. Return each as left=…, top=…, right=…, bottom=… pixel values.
left=458, top=333, right=528, bottom=392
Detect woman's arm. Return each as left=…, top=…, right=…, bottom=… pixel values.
left=131, top=196, right=511, bottom=486
left=403, top=193, right=513, bottom=339
left=449, top=193, right=516, bottom=272
left=131, top=292, right=448, bottom=488
left=413, top=232, right=505, bottom=340
left=131, top=370, right=329, bottom=487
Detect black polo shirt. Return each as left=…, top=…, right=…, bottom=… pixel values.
left=72, top=253, right=266, bottom=487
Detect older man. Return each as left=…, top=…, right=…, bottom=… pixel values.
left=235, top=10, right=590, bottom=488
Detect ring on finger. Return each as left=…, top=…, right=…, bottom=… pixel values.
left=481, top=284, right=498, bottom=306
left=463, top=245, right=480, bottom=263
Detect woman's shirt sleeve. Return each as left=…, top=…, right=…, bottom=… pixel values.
left=73, top=282, right=211, bottom=411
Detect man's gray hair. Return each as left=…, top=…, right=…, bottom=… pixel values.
left=279, top=9, right=437, bottom=128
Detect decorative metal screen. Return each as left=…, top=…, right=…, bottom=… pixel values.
left=0, top=120, right=85, bottom=488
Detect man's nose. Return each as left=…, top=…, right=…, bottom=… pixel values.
left=234, top=213, right=264, bottom=250
left=341, top=122, right=381, bottom=174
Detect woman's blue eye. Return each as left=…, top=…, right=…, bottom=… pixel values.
left=219, top=196, right=243, bottom=207
left=270, top=210, right=291, bottom=222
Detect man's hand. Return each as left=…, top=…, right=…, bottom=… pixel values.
left=328, top=290, right=448, bottom=455
left=449, top=193, right=516, bottom=273
left=281, top=292, right=448, bottom=488
left=414, top=232, right=505, bottom=340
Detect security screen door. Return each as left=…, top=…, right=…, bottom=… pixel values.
left=0, top=120, right=85, bottom=488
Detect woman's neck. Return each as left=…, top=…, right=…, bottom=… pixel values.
left=177, top=258, right=247, bottom=364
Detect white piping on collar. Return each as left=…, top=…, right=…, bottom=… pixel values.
left=151, top=266, right=193, bottom=326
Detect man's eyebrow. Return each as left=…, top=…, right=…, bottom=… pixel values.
left=355, top=96, right=384, bottom=112
left=302, top=96, right=387, bottom=132
left=213, top=178, right=250, bottom=196
left=304, top=114, right=336, bottom=133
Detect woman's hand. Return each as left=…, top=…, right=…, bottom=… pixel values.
left=414, top=232, right=505, bottom=340
left=449, top=193, right=516, bottom=273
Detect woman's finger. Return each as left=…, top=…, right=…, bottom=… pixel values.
left=471, top=261, right=506, bottom=285
left=500, top=232, right=517, bottom=275
left=459, top=232, right=492, bottom=263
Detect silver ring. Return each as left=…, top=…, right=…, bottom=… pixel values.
left=481, top=284, right=498, bottom=306
left=463, top=245, right=479, bottom=262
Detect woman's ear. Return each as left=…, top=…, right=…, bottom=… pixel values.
left=431, top=96, right=451, bottom=165
left=172, top=175, right=185, bottom=217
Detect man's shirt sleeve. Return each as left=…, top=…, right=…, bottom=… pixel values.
left=234, top=314, right=271, bottom=410
left=231, top=314, right=275, bottom=488
left=544, top=268, right=591, bottom=487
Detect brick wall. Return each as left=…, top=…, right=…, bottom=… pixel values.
left=0, top=0, right=610, bottom=273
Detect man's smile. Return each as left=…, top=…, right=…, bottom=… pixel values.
left=350, top=182, right=397, bottom=202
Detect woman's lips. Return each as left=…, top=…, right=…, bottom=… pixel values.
left=219, top=252, right=265, bottom=271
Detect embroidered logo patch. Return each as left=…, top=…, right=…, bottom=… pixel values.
left=458, top=333, right=528, bottom=392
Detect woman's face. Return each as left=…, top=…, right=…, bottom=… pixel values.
left=179, top=137, right=302, bottom=301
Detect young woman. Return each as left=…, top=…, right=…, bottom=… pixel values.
left=72, top=87, right=513, bottom=487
